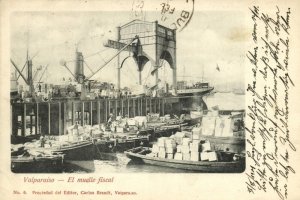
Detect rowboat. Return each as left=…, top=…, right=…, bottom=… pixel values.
left=11, top=154, right=64, bottom=173
left=94, top=136, right=150, bottom=154
left=125, top=147, right=245, bottom=173
left=49, top=140, right=94, bottom=160
left=24, top=140, right=95, bottom=161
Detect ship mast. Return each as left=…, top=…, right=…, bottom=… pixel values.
left=201, top=64, right=204, bottom=83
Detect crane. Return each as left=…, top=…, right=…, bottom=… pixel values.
left=60, top=36, right=141, bottom=99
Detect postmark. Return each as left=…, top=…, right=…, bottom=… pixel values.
left=132, top=0, right=194, bottom=32
left=158, top=0, right=194, bottom=32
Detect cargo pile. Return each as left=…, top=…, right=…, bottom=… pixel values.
left=147, top=131, right=219, bottom=162
left=91, top=113, right=180, bottom=134
left=200, top=111, right=234, bottom=137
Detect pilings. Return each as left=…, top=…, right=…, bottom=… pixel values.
left=10, top=96, right=185, bottom=137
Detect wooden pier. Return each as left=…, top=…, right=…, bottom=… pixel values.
left=10, top=95, right=200, bottom=137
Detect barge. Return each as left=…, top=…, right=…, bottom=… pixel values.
left=126, top=147, right=245, bottom=173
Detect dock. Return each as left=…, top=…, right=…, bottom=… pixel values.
left=11, top=95, right=204, bottom=137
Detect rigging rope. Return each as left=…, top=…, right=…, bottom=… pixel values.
left=84, top=48, right=111, bottom=59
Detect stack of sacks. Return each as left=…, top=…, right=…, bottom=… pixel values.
left=165, top=138, right=176, bottom=159
left=190, top=139, right=200, bottom=161
left=159, top=116, right=166, bottom=122
left=116, top=126, right=124, bottom=133
left=215, top=116, right=233, bottom=137
left=100, top=124, right=106, bottom=132
left=172, top=132, right=192, bottom=160
left=92, top=124, right=100, bottom=129
left=173, top=131, right=186, bottom=145
left=200, top=151, right=218, bottom=161
left=149, top=133, right=221, bottom=162
left=83, top=125, right=92, bottom=134
left=174, top=143, right=183, bottom=160
left=127, top=118, right=137, bottom=126
left=79, top=126, right=84, bottom=134
left=192, top=127, right=202, bottom=140
left=174, top=144, right=186, bottom=160
left=151, top=143, right=160, bottom=157
left=116, top=116, right=122, bottom=121
left=200, top=140, right=218, bottom=161
left=147, top=113, right=160, bottom=122
left=182, top=138, right=191, bottom=161
left=68, top=134, right=78, bottom=142
left=164, top=114, right=171, bottom=121
left=207, top=110, right=219, bottom=117
left=58, top=135, right=69, bottom=142
left=158, top=146, right=166, bottom=158
left=157, top=137, right=167, bottom=147
left=201, top=116, right=216, bottom=136
left=174, top=151, right=183, bottom=160
left=211, top=110, right=219, bottom=117
left=220, top=117, right=233, bottom=137
left=157, top=137, right=167, bottom=158
left=66, top=124, right=81, bottom=135
left=149, top=137, right=177, bottom=159
left=134, top=116, right=148, bottom=128
left=201, top=140, right=211, bottom=152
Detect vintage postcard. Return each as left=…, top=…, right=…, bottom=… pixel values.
left=0, top=0, right=299, bottom=199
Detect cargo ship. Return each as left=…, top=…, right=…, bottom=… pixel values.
left=176, top=81, right=214, bottom=97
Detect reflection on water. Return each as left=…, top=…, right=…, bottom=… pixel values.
left=63, top=153, right=196, bottom=173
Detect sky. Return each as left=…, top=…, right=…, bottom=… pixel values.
left=10, top=11, right=248, bottom=91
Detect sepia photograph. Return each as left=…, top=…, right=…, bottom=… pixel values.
left=10, top=10, right=246, bottom=173
left=1, top=0, right=300, bottom=200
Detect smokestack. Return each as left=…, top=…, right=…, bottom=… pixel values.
left=75, top=52, right=85, bottom=83
left=27, top=60, right=33, bottom=83
left=27, top=60, right=34, bottom=96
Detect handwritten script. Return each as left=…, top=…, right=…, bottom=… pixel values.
left=245, top=6, right=296, bottom=200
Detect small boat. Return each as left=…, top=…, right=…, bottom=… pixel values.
left=93, top=135, right=150, bottom=154
left=146, top=119, right=186, bottom=141
left=125, top=147, right=245, bottom=173
left=50, top=140, right=94, bottom=160
left=11, top=152, right=64, bottom=173
left=11, top=134, right=40, bottom=144
left=24, top=140, right=95, bottom=161
left=150, top=124, right=182, bottom=139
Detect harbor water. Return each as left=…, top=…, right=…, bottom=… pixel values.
left=63, top=153, right=196, bottom=173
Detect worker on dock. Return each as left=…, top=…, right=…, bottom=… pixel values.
left=73, top=121, right=79, bottom=136
left=40, top=135, right=45, bottom=147
left=107, top=113, right=114, bottom=124
left=107, top=113, right=114, bottom=131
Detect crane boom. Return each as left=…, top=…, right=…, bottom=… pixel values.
left=87, top=36, right=139, bottom=80
left=16, top=61, right=28, bottom=81
left=33, top=67, right=42, bottom=81
left=10, top=59, right=29, bottom=85
left=38, top=64, right=49, bottom=82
